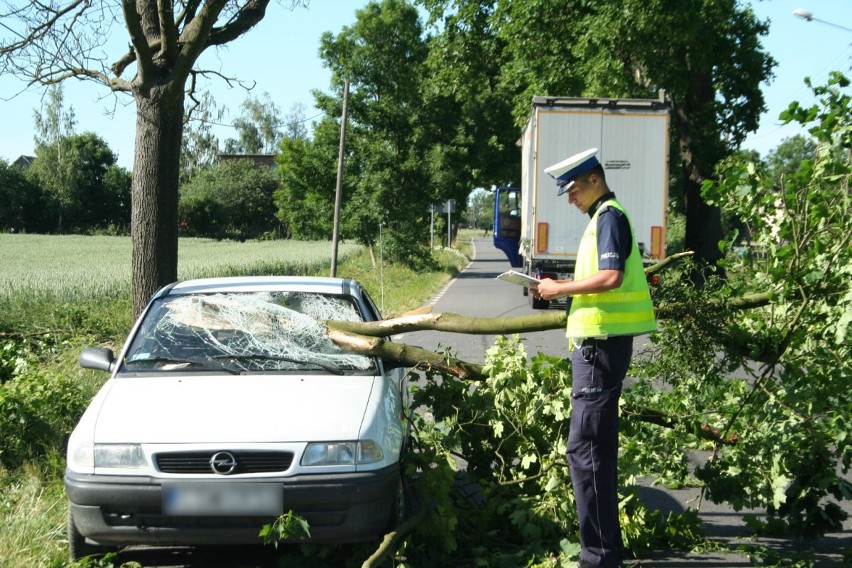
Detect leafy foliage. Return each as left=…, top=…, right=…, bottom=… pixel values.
left=0, top=159, right=42, bottom=233
left=315, top=0, right=437, bottom=265
left=274, top=120, right=338, bottom=240
left=692, top=73, right=852, bottom=538
left=259, top=511, right=312, bottom=547
left=223, top=92, right=284, bottom=155
left=400, top=337, right=703, bottom=565
left=179, top=158, right=281, bottom=240
left=0, top=348, right=87, bottom=469
left=24, top=88, right=131, bottom=235
left=181, top=91, right=223, bottom=184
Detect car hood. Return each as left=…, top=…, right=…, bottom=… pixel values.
left=92, top=374, right=376, bottom=444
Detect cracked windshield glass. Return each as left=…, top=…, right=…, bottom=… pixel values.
left=123, top=292, right=375, bottom=373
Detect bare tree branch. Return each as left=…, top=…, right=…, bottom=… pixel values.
left=0, top=0, right=88, bottom=53
left=206, top=0, right=271, bottom=46
left=120, top=0, right=154, bottom=82
left=157, top=0, right=179, bottom=62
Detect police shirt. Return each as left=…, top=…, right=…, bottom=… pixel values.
left=587, top=192, right=632, bottom=272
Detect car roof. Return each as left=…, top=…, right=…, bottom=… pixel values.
left=159, top=276, right=363, bottom=298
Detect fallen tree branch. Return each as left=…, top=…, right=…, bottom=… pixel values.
left=327, top=290, right=773, bottom=338
left=621, top=406, right=739, bottom=445
left=326, top=327, right=486, bottom=380
left=644, top=250, right=694, bottom=275
left=328, top=310, right=567, bottom=338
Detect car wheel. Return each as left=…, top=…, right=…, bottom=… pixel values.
left=68, top=509, right=106, bottom=560
left=387, top=474, right=410, bottom=530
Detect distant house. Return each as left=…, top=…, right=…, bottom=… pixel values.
left=12, top=155, right=35, bottom=169
left=217, top=154, right=276, bottom=170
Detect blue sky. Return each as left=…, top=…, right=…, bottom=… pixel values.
left=1, top=0, right=851, bottom=171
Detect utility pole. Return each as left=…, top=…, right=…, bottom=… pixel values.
left=447, top=199, right=452, bottom=248
left=331, top=79, right=350, bottom=277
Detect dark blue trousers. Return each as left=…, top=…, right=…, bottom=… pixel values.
left=567, top=335, right=633, bottom=568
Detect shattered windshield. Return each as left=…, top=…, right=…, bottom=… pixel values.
left=122, top=291, right=376, bottom=374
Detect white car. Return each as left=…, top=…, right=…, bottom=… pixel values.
left=65, top=276, right=407, bottom=559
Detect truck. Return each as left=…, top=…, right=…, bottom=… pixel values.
left=493, top=94, right=670, bottom=309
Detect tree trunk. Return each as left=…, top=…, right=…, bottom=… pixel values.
left=675, top=72, right=726, bottom=284
left=131, top=83, right=185, bottom=318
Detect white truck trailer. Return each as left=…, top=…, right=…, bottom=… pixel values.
left=493, top=94, right=670, bottom=308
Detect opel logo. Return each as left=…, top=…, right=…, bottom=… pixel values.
left=210, top=451, right=238, bottom=475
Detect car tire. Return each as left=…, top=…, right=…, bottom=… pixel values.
left=389, top=476, right=405, bottom=527
left=68, top=509, right=107, bottom=560
left=387, top=473, right=412, bottom=530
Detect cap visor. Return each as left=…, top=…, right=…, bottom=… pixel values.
left=556, top=180, right=575, bottom=197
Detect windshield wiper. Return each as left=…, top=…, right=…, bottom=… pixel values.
left=211, top=354, right=346, bottom=375
left=124, top=355, right=240, bottom=375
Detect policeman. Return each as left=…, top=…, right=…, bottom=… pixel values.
left=532, top=148, right=657, bottom=568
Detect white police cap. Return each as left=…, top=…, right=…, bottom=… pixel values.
left=544, top=148, right=600, bottom=196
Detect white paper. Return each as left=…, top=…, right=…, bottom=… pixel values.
left=497, top=270, right=541, bottom=288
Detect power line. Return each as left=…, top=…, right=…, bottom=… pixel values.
left=190, top=111, right=325, bottom=130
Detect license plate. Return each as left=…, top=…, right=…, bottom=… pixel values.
left=162, top=482, right=283, bottom=516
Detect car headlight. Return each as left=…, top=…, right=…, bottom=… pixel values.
left=93, top=444, right=147, bottom=468
left=301, top=441, right=383, bottom=466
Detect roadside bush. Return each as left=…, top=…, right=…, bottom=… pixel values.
left=179, top=159, right=281, bottom=240
left=0, top=340, right=30, bottom=384
left=0, top=370, right=87, bottom=469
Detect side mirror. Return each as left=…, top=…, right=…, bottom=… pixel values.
left=79, top=347, right=116, bottom=373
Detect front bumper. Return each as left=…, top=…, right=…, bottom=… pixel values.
left=65, top=464, right=399, bottom=546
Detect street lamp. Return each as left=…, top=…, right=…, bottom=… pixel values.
left=793, top=8, right=852, bottom=34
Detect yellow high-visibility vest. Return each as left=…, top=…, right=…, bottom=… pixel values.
left=566, top=199, right=657, bottom=339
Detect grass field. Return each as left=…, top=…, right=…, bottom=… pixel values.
left=0, top=234, right=362, bottom=301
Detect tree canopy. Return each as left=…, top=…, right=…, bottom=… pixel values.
left=223, top=92, right=284, bottom=154
left=418, top=0, right=775, bottom=271
left=179, top=158, right=280, bottom=240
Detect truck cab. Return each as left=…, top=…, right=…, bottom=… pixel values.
left=493, top=186, right=522, bottom=268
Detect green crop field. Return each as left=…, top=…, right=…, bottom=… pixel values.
left=0, top=234, right=361, bottom=301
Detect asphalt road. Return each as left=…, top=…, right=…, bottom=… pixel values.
left=395, top=235, right=576, bottom=363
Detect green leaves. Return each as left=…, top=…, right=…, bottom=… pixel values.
left=691, top=73, right=852, bottom=538
left=259, top=511, right=311, bottom=548
left=0, top=368, right=87, bottom=469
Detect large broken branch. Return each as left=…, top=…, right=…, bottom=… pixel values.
left=326, top=289, right=773, bottom=338
left=328, top=311, right=566, bottom=338
left=326, top=327, right=485, bottom=380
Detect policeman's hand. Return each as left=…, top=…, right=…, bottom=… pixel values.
left=535, top=278, right=557, bottom=300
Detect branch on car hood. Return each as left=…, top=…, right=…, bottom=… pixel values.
left=325, top=327, right=486, bottom=381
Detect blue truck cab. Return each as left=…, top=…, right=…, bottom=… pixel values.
left=493, top=186, right=522, bottom=268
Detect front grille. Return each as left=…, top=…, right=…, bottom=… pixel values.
left=155, top=451, right=294, bottom=474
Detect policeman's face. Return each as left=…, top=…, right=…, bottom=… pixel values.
left=566, top=176, right=595, bottom=213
